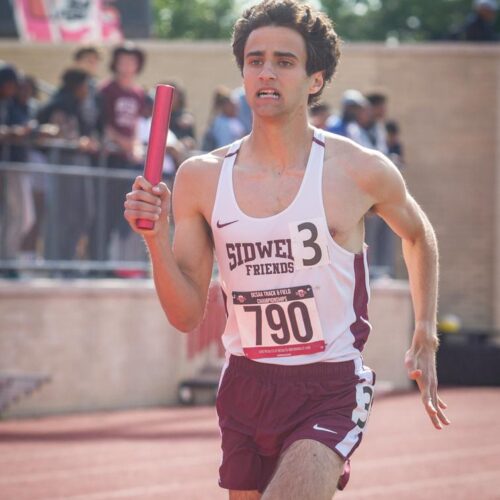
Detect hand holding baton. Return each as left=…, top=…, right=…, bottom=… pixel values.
left=136, top=84, right=175, bottom=230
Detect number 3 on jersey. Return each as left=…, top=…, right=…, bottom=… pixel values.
left=289, top=218, right=330, bottom=270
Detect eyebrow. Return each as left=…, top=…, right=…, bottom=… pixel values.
left=245, top=50, right=299, bottom=60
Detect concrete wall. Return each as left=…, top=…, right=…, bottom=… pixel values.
left=0, top=279, right=412, bottom=418
left=1, top=41, right=498, bottom=330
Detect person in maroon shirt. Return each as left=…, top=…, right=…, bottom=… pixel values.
left=96, top=44, right=146, bottom=265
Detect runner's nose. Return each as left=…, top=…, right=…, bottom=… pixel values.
left=259, top=62, right=277, bottom=81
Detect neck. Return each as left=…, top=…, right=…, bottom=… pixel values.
left=246, top=113, right=314, bottom=172
left=116, top=74, right=134, bottom=88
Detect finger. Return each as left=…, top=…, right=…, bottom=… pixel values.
left=424, top=397, right=442, bottom=430
left=126, top=190, right=161, bottom=206
left=436, top=405, right=450, bottom=426
left=152, top=182, right=171, bottom=200
left=435, top=394, right=450, bottom=425
left=437, top=396, right=447, bottom=409
left=132, top=176, right=153, bottom=192
left=418, top=380, right=441, bottom=429
left=124, top=208, right=160, bottom=223
left=124, top=200, right=161, bottom=214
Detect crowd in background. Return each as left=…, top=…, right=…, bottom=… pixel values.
left=0, top=42, right=404, bottom=279
left=0, top=44, right=196, bottom=278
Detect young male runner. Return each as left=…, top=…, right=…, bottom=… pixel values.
left=124, top=1, right=450, bottom=498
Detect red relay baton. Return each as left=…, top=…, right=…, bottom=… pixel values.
left=136, top=84, right=175, bottom=230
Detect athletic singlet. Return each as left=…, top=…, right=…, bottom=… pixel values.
left=211, top=128, right=371, bottom=365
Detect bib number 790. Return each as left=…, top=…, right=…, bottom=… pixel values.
left=244, top=301, right=313, bottom=346
left=233, top=285, right=326, bottom=359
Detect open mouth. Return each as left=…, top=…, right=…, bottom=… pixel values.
left=257, top=89, right=280, bottom=100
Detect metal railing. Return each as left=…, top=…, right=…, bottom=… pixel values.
left=0, top=138, right=174, bottom=277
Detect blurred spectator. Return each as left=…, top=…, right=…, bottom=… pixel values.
left=97, top=43, right=146, bottom=265
left=37, top=69, right=94, bottom=143
left=345, top=99, right=378, bottom=149
left=72, top=45, right=102, bottom=136
left=137, top=91, right=185, bottom=182
left=14, top=76, right=47, bottom=260
left=365, top=93, right=388, bottom=154
left=37, top=68, right=97, bottom=265
left=202, top=86, right=245, bottom=150
left=453, top=0, right=499, bottom=41
left=10, top=75, right=39, bottom=125
left=232, top=86, right=253, bottom=135
left=99, top=43, right=145, bottom=164
left=164, top=80, right=197, bottom=151
left=386, top=120, right=405, bottom=169
left=309, top=103, right=331, bottom=130
left=327, top=89, right=368, bottom=137
left=342, top=91, right=396, bottom=278
left=0, top=64, right=20, bottom=144
left=11, top=75, right=42, bottom=263
left=0, top=63, right=27, bottom=278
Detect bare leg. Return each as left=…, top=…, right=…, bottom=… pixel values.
left=229, top=490, right=261, bottom=500
left=262, top=439, right=343, bottom=500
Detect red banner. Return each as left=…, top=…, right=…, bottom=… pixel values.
left=13, top=0, right=123, bottom=42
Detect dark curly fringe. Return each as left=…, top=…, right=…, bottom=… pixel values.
left=232, top=0, right=341, bottom=105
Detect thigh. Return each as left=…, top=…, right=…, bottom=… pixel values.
left=262, top=439, right=344, bottom=500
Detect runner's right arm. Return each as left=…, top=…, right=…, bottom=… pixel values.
left=124, top=157, right=214, bottom=332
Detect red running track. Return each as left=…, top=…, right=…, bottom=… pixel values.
left=0, top=388, right=499, bottom=500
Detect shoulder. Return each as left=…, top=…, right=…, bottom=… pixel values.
left=177, top=146, right=230, bottom=174
left=173, top=146, right=230, bottom=193
left=98, top=79, right=114, bottom=93
left=172, top=146, right=231, bottom=219
left=322, top=130, right=406, bottom=203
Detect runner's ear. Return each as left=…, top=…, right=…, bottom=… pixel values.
left=308, top=71, right=324, bottom=96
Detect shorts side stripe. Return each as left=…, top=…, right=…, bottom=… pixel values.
left=335, top=370, right=374, bottom=458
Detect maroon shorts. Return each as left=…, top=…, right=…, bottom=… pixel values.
left=216, top=355, right=375, bottom=493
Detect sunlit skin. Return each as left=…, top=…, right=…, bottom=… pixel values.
left=243, top=26, right=323, bottom=125
left=123, top=24, right=450, bottom=437
left=122, top=14, right=450, bottom=500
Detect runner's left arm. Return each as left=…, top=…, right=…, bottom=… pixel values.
left=363, top=150, right=450, bottom=430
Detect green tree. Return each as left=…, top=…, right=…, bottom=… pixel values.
left=321, top=0, right=488, bottom=42
left=153, top=0, right=236, bottom=39
left=152, top=0, right=499, bottom=42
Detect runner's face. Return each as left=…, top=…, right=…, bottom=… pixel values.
left=242, top=26, right=323, bottom=118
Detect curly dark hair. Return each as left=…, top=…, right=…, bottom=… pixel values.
left=109, top=43, right=146, bottom=75
left=232, top=0, right=341, bottom=105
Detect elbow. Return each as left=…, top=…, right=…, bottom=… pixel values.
left=166, top=311, right=204, bottom=334
left=175, top=321, right=202, bottom=334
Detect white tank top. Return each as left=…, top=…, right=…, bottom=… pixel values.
left=211, top=128, right=371, bottom=365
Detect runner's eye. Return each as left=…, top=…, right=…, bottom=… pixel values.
left=278, top=60, right=293, bottom=67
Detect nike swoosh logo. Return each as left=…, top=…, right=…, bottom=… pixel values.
left=313, top=424, right=337, bottom=435
left=217, top=219, right=239, bottom=228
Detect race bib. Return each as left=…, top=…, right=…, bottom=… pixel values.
left=232, top=285, right=326, bottom=359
